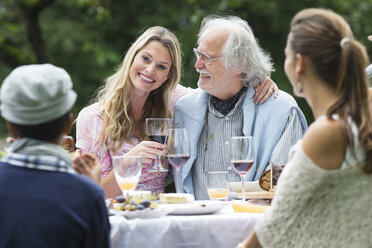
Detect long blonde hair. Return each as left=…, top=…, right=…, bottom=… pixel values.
left=96, top=26, right=181, bottom=150
left=290, top=8, right=372, bottom=173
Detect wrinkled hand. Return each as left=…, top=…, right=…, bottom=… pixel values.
left=253, top=76, right=279, bottom=104
left=125, top=141, right=167, bottom=164
left=73, top=149, right=102, bottom=185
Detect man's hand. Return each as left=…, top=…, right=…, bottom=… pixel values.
left=253, top=77, right=279, bottom=104
left=73, top=149, right=102, bottom=185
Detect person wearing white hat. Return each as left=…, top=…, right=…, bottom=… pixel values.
left=0, top=64, right=110, bottom=248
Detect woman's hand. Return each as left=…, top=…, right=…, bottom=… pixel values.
left=125, top=141, right=167, bottom=164
left=73, top=149, right=102, bottom=184
left=253, top=77, right=279, bottom=104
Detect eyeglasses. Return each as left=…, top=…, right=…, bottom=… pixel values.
left=193, top=48, right=222, bottom=65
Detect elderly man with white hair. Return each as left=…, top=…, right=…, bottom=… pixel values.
left=174, top=15, right=308, bottom=200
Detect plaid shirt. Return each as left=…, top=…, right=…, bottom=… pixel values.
left=0, top=152, right=76, bottom=174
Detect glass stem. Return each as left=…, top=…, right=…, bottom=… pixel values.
left=241, top=175, right=246, bottom=202
left=176, top=168, right=181, bottom=193
left=154, top=155, right=159, bottom=171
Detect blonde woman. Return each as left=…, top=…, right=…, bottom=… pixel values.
left=76, top=26, right=277, bottom=198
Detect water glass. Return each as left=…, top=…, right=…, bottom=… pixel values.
left=206, top=171, right=230, bottom=200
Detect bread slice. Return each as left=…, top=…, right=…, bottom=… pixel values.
left=259, top=163, right=284, bottom=191
left=259, top=170, right=271, bottom=191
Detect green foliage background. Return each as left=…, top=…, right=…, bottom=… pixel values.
left=0, top=0, right=371, bottom=138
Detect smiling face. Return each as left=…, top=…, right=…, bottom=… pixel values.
left=195, top=28, right=243, bottom=100
left=129, top=40, right=172, bottom=97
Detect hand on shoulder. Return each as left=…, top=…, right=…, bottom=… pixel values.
left=253, top=77, right=279, bottom=104
left=301, top=117, right=346, bottom=170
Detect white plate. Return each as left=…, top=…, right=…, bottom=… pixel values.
left=229, top=181, right=265, bottom=193
left=109, top=207, right=171, bottom=219
left=164, top=201, right=227, bottom=215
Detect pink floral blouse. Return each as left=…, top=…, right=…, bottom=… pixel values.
left=75, top=85, right=193, bottom=193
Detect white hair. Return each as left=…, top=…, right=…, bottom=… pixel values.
left=197, top=15, right=274, bottom=87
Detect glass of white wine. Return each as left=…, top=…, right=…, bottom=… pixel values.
left=113, top=155, right=142, bottom=197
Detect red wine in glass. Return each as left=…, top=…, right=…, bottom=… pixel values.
left=165, top=128, right=190, bottom=193
left=145, top=118, right=171, bottom=173
left=166, top=155, right=190, bottom=169
left=230, top=136, right=255, bottom=202
left=149, top=135, right=167, bottom=144
left=231, top=160, right=254, bottom=175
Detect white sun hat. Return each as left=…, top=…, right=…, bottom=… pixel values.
left=0, top=64, right=77, bottom=125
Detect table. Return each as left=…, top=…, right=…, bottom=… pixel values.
left=110, top=204, right=262, bottom=248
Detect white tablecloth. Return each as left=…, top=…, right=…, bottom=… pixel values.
left=110, top=204, right=262, bottom=248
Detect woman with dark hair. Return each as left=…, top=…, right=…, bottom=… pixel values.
left=239, top=8, right=372, bottom=248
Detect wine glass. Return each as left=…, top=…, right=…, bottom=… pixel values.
left=112, top=155, right=142, bottom=197
left=206, top=171, right=230, bottom=200
left=230, top=136, right=255, bottom=202
left=165, top=128, right=190, bottom=193
left=145, top=118, right=171, bottom=173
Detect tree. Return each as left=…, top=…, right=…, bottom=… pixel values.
left=1, top=0, right=371, bottom=137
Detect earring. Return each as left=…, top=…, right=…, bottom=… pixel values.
left=297, top=81, right=303, bottom=94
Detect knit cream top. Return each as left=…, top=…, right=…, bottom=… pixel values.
left=256, top=126, right=372, bottom=247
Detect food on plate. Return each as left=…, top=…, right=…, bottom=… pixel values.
left=159, top=193, right=195, bottom=204
left=112, top=194, right=158, bottom=211
left=130, top=190, right=152, bottom=199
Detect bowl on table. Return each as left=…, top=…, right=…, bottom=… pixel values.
left=229, top=181, right=265, bottom=193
